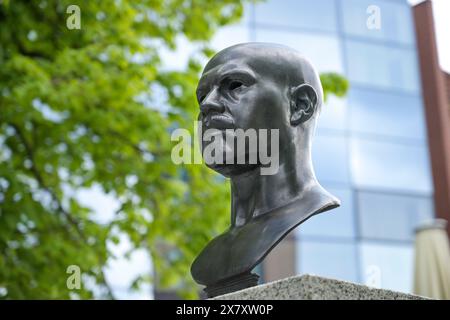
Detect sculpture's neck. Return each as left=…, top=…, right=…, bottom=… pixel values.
left=230, top=143, right=317, bottom=227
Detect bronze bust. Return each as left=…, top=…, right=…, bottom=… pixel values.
left=191, top=43, right=340, bottom=297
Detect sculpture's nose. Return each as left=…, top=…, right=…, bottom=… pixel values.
left=200, top=87, right=224, bottom=115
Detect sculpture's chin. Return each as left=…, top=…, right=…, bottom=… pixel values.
left=207, top=163, right=259, bottom=177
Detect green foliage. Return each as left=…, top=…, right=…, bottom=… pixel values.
left=320, top=72, right=350, bottom=102
left=0, top=0, right=348, bottom=299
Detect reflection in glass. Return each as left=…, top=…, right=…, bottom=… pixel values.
left=318, top=96, right=347, bottom=132
left=255, top=30, right=344, bottom=73
left=297, top=187, right=355, bottom=239
left=359, top=242, right=413, bottom=293
left=341, top=0, right=414, bottom=45
left=296, top=240, right=358, bottom=282
left=345, top=40, right=420, bottom=92
left=351, top=138, right=432, bottom=193
left=313, top=134, right=349, bottom=185
left=349, top=88, right=426, bottom=140
left=254, top=0, right=337, bottom=32
left=358, top=191, right=434, bottom=241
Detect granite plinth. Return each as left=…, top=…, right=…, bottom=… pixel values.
left=212, top=274, right=429, bottom=300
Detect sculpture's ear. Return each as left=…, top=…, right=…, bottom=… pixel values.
left=290, top=84, right=318, bottom=126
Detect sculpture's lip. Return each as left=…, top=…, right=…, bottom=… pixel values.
left=204, top=114, right=235, bottom=130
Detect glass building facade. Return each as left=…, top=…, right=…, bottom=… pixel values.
left=210, top=0, right=434, bottom=293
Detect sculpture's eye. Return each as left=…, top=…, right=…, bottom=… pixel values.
left=199, top=94, right=206, bottom=103
left=228, top=80, right=243, bottom=91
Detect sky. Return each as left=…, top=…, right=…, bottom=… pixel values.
left=432, top=0, right=450, bottom=73
left=409, top=0, right=450, bottom=73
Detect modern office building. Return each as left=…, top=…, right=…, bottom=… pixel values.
left=205, top=0, right=449, bottom=294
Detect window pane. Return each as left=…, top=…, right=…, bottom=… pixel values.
left=341, top=0, right=415, bottom=45
left=255, top=30, right=344, bottom=73
left=350, top=138, right=433, bottom=193
left=358, top=191, right=434, bottom=241
left=318, top=96, right=347, bottom=132
left=349, top=88, right=426, bottom=141
left=254, top=0, right=338, bottom=32
left=359, top=242, right=413, bottom=293
left=296, top=240, right=358, bottom=282
left=313, top=133, right=350, bottom=185
left=297, top=187, right=355, bottom=239
left=345, top=40, right=420, bottom=92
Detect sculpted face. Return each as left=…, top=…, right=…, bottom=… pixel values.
left=196, top=46, right=292, bottom=177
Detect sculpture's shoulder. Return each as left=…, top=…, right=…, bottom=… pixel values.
left=191, top=184, right=339, bottom=286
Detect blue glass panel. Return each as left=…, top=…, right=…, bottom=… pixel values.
left=359, top=242, right=414, bottom=293
left=358, top=191, right=434, bottom=241
left=254, top=0, right=338, bottom=32
left=254, top=30, right=344, bottom=73
left=349, top=88, right=426, bottom=141
left=341, top=0, right=415, bottom=45
left=350, top=138, right=433, bottom=193
left=318, top=96, right=347, bottom=132
left=296, top=240, right=358, bottom=282
left=313, top=133, right=350, bottom=185
left=297, top=187, right=355, bottom=239
left=345, top=40, right=420, bottom=92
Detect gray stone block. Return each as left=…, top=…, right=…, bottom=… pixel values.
left=212, top=274, right=429, bottom=300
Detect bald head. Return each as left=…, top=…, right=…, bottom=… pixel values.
left=196, top=42, right=322, bottom=177
left=203, top=43, right=323, bottom=113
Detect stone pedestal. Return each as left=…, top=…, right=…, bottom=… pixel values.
left=212, top=274, right=429, bottom=300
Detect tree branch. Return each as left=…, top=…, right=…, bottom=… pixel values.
left=10, top=122, right=116, bottom=299
left=10, top=123, right=82, bottom=234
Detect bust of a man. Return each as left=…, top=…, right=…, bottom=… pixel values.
left=191, top=43, right=340, bottom=297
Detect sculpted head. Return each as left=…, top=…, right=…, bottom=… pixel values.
left=196, top=43, right=323, bottom=177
